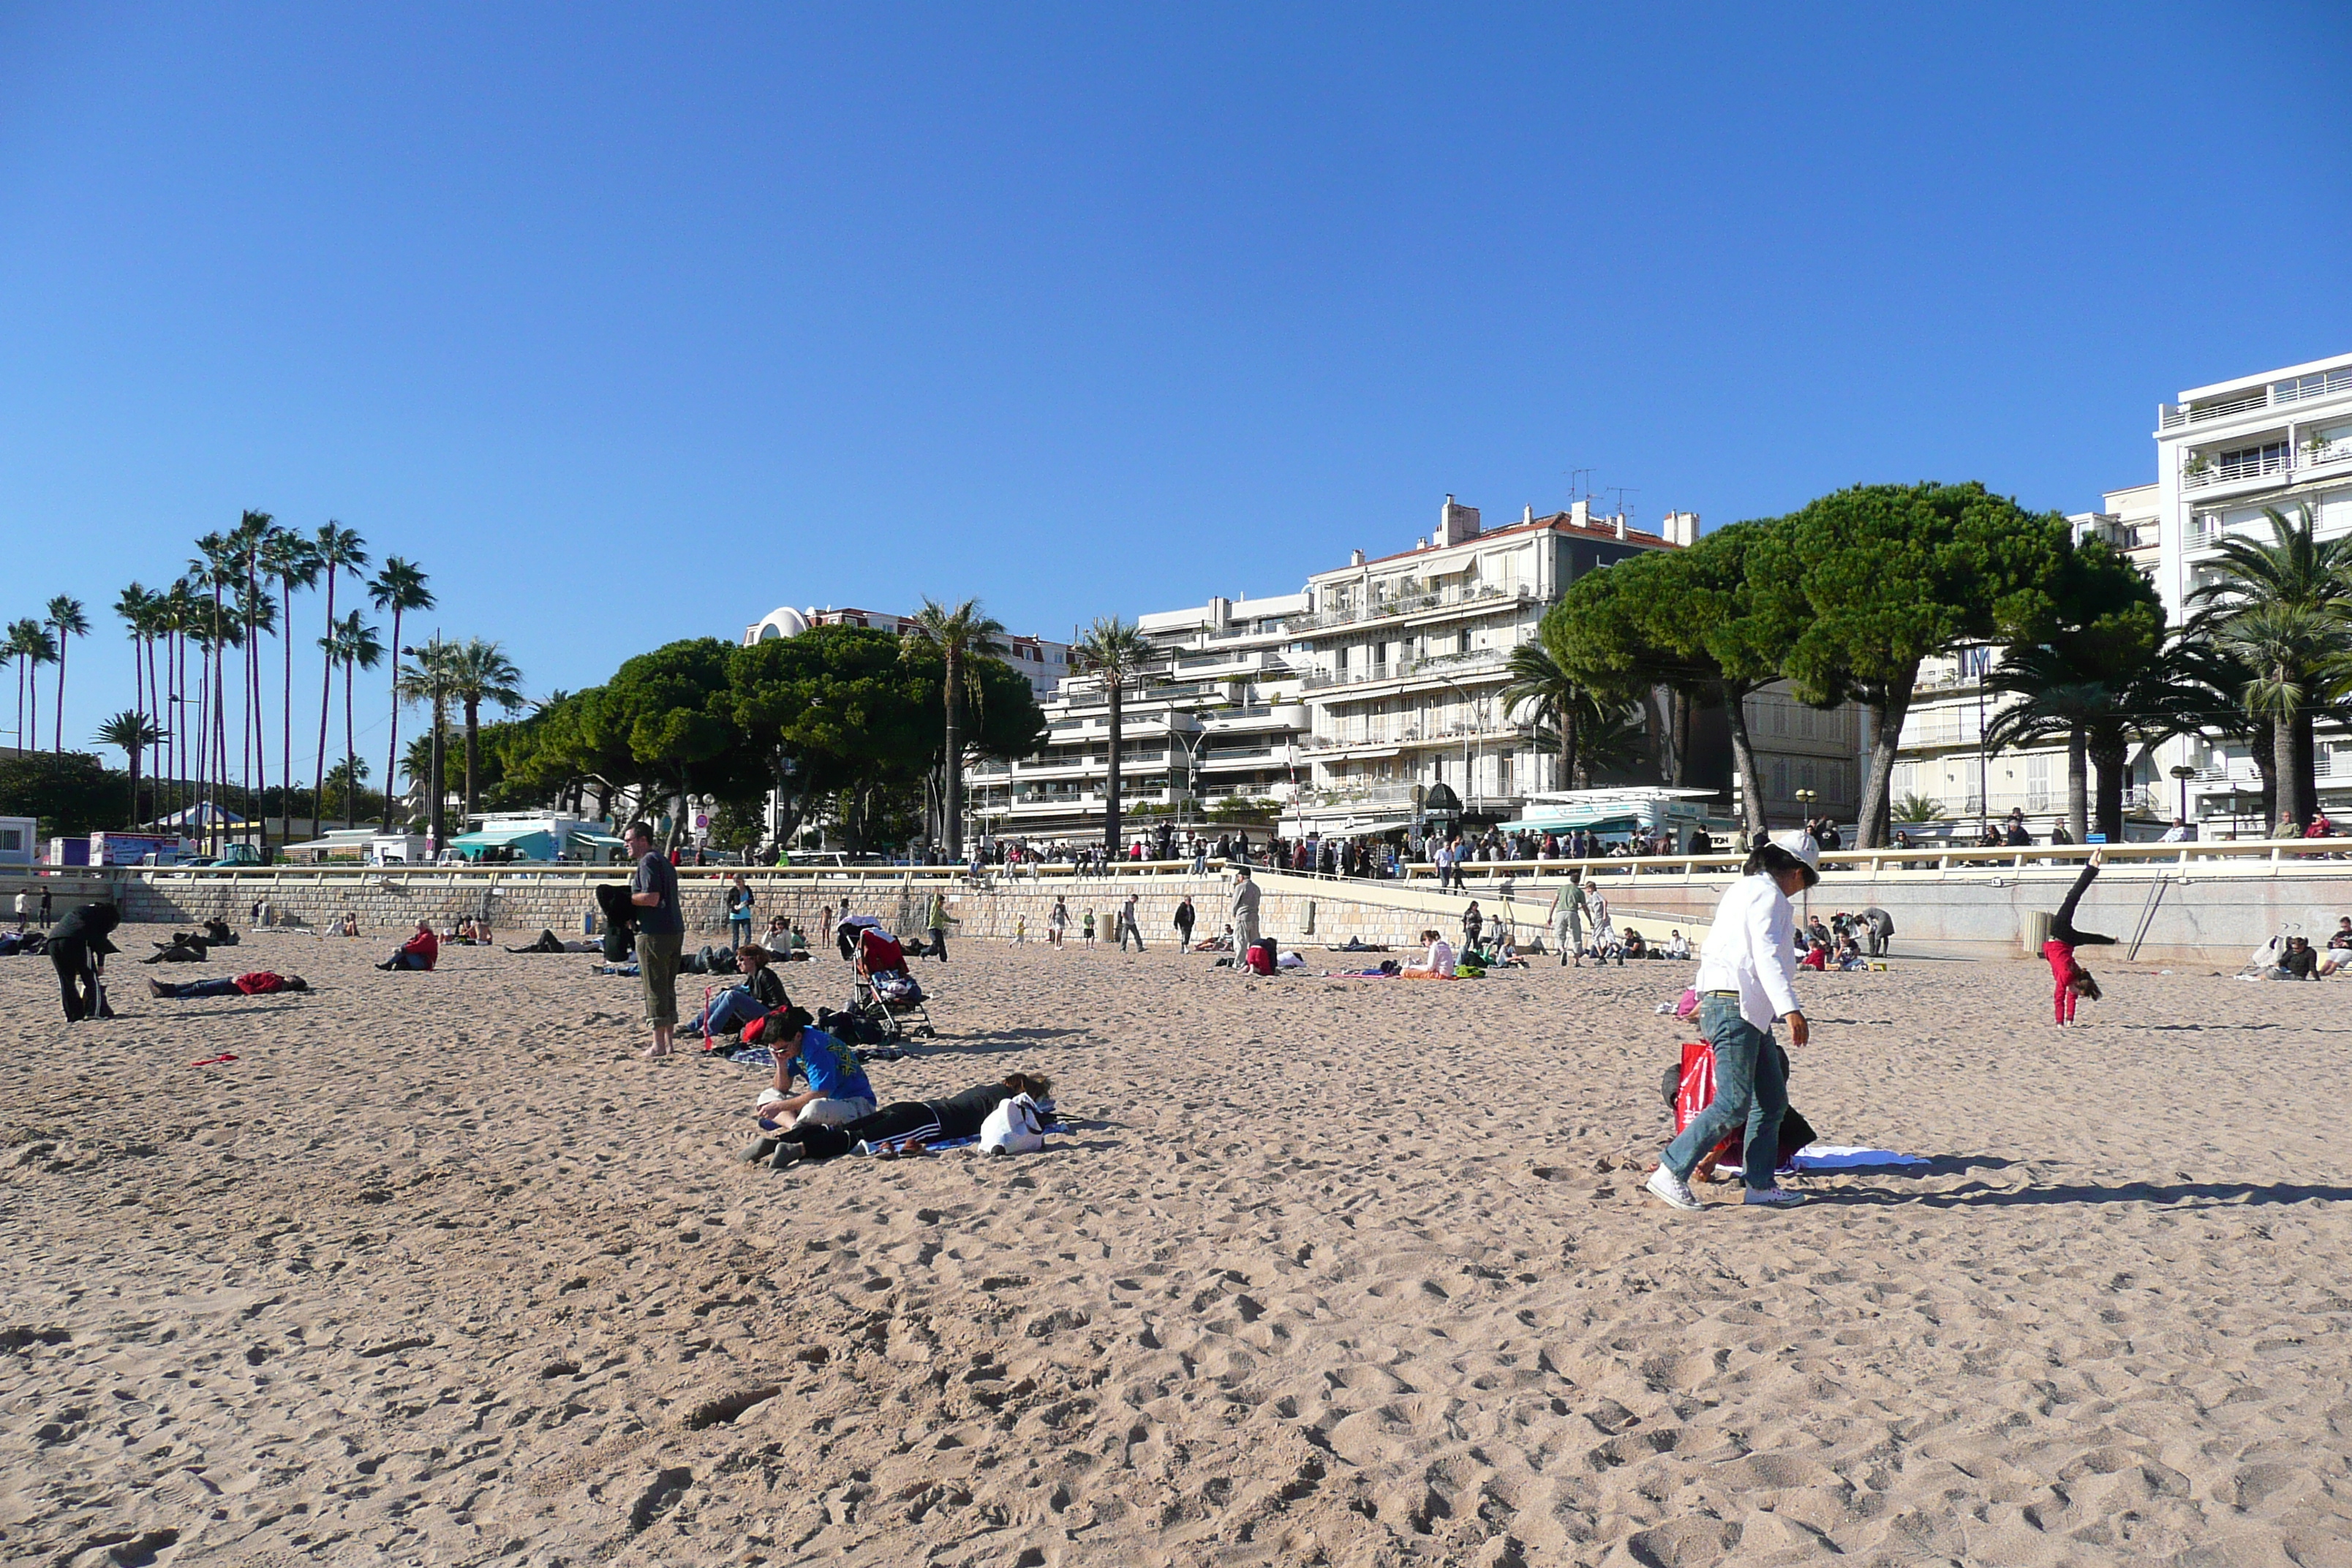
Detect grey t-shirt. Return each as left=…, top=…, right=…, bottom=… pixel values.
left=633, top=851, right=685, bottom=937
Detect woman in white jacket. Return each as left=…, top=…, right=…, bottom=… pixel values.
left=1647, top=830, right=1818, bottom=1211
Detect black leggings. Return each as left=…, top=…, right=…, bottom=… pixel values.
left=790, top=1098, right=990, bottom=1161
left=50, top=939, right=107, bottom=1022
left=2052, top=863, right=2114, bottom=948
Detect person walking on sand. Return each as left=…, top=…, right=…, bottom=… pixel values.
left=923, top=889, right=956, bottom=964
left=1117, top=892, right=1145, bottom=951
left=1647, top=829, right=1818, bottom=1212
left=725, top=875, right=755, bottom=950
left=2044, top=848, right=2114, bottom=1027
left=1551, top=872, right=1587, bottom=968
left=1230, top=865, right=1262, bottom=976
left=625, top=820, right=685, bottom=1058
left=1048, top=895, right=1069, bottom=948
left=1174, top=895, right=1196, bottom=949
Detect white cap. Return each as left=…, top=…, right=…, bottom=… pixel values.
left=1769, top=829, right=1823, bottom=883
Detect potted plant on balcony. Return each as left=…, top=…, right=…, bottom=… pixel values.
left=2182, top=454, right=2212, bottom=480
left=2306, top=431, right=2334, bottom=464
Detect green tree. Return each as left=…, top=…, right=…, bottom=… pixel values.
left=260, top=527, right=320, bottom=843
left=9, top=619, right=59, bottom=761
left=597, top=638, right=768, bottom=843
left=323, top=611, right=383, bottom=828
left=906, top=597, right=1005, bottom=859
left=1073, top=617, right=1153, bottom=858
left=0, top=750, right=117, bottom=840
left=1752, top=482, right=2070, bottom=847
left=2185, top=505, right=2352, bottom=830
left=94, top=709, right=165, bottom=827
left=2169, top=638, right=2277, bottom=829
left=44, top=596, right=88, bottom=755
left=367, top=557, right=434, bottom=830
left=1892, top=793, right=1948, bottom=824
left=443, top=638, right=525, bottom=824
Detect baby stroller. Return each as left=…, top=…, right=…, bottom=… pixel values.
left=848, top=925, right=936, bottom=1040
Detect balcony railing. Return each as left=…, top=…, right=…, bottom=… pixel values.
left=1286, top=583, right=1534, bottom=633
left=1301, top=646, right=1509, bottom=693
left=2183, top=448, right=2295, bottom=491
left=2161, top=367, right=2352, bottom=430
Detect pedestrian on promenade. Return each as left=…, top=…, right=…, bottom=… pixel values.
left=625, top=820, right=685, bottom=1058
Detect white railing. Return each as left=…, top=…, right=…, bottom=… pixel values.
left=2161, top=369, right=2352, bottom=431
left=2184, top=448, right=2294, bottom=491
left=1286, top=583, right=1532, bottom=633
left=1302, top=646, right=1509, bottom=693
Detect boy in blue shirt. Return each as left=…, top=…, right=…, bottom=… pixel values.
left=752, top=1008, right=878, bottom=1158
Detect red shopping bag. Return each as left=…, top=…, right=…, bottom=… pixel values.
left=1673, top=1040, right=1716, bottom=1135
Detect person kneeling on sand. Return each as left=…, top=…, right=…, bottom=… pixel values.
left=748, top=1006, right=877, bottom=1136
left=1402, top=929, right=1455, bottom=979
left=749, top=1072, right=1053, bottom=1169
left=151, top=971, right=309, bottom=1000
left=377, top=921, right=440, bottom=972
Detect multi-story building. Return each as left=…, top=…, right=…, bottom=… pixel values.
left=1736, top=684, right=1866, bottom=829
left=742, top=604, right=1072, bottom=698
left=963, top=593, right=1311, bottom=844
left=1287, top=497, right=1697, bottom=835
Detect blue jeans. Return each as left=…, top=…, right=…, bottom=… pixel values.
left=163, top=976, right=242, bottom=999
left=693, top=984, right=769, bottom=1037
left=1663, top=995, right=1788, bottom=1192
left=730, top=915, right=752, bottom=947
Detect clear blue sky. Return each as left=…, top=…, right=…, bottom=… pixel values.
left=3, top=2, right=2348, bottom=777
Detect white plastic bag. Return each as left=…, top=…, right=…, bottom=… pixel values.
left=980, top=1093, right=1045, bottom=1156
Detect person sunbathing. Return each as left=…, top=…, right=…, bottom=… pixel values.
left=1402, top=929, right=1456, bottom=979
left=150, top=972, right=309, bottom=1000
left=748, top=1072, right=1054, bottom=1168
left=377, top=921, right=440, bottom=971
left=143, top=932, right=215, bottom=964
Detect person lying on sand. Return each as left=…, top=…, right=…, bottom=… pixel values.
left=150, top=972, right=309, bottom=1000
left=746, top=1072, right=1054, bottom=1169
left=747, top=1007, right=876, bottom=1131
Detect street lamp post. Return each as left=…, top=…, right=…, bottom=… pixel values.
left=401, top=643, right=447, bottom=855
left=1435, top=674, right=1486, bottom=821
left=2171, top=763, right=2197, bottom=826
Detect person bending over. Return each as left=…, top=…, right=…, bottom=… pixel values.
left=748, top=1072, right=1052, bottom=1169
left=2043, top=849, right=2113, bottom=1025
left=682, top=943, right=792, bottom=1040
left=49, top=902, right=121, bottom=1022
left=151, top=971, right=309, bottom=1000
left=1402, top=929, right=1456, bottom=979
left=377, top=921, right=440, bottom=971
left=750, top=1007, right=877, bottom=1133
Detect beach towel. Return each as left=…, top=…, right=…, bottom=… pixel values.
left=1788, top=1146, right=1928, bottom=1171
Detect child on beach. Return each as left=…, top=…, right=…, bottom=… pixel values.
left=745, top=1009, right=878, bottom=1162
left=2044, top=850, right=2113, bottom=1025
left=1014, top=913, right=1028, bottom=943
left=1082, top=910, right=1096, bottom=946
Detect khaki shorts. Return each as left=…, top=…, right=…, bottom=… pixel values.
left=636, top=932, right=683, bottom=1027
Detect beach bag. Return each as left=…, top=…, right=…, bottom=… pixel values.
left=980, top=1093, right=1046, bottom=1155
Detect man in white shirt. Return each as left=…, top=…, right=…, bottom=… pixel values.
left=1229, top=867, right=1262, bottom=976
left=1648, top=829, right=1817, bottom=1211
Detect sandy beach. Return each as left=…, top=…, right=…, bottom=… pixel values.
left=7, top=931, right=2352, bottom=1567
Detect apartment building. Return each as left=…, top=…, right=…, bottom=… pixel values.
left=963, top=593, right=1311, bottom=843
left=1736, top=684, right=1865, bottom=828
left=1289, top=497, right=1694, bottom=835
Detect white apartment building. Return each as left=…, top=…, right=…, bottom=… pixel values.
left=963, top=593, right=1311, bottom=843
left=1289, top=497, right=1695, bottom=835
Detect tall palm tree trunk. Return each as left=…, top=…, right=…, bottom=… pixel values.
left=942, top=647, right=963, bottom=860
left=314, top=573, right=336, bottom=834
left=382, top=606, right=404, bottom=832
left=1104, top=678, right=1124, bottom=859
left=342, top=655, right=358, bottom=828
left=51, top=630, right=66, bottom=753
left=2274, top=701, right=2304, bottom=829
left=281, top=581, right=297, bottom=847
left=2067, top=726, right=2089, bottom=843
left=462, top=695, right=481, bottom=823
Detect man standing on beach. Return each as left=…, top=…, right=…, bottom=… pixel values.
left=626, top=820, right=685, bottom=1058
left=1551, top=870, right=1586, bottom=967
left=1230, top=866, right=1261, bottom=974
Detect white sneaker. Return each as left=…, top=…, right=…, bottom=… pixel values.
left=1742, top=1186, right=1805, bottom=1207
left=1646, top=1166, right=1702, bottom=1211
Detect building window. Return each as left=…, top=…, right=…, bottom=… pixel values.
left=1771, top=758, right=1789, bottom=799
left=2026, top=754, right=2051, bottom=812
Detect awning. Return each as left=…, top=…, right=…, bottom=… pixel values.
left=452, top=826, right=551, bottom=848
left=1494, top=812, right=1640, bottom=833
left=572, top=833, right=628, bottom=850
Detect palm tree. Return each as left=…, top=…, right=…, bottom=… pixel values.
left=393, top=635, right=456, bottom=844
left=1073, top=616, right=1154, bottom=858
left=1984, top=640, right=2190, bottom=843
left=189, top=532, right=236, bottom=849
left=94, top=709, right=166, bottom=827
left=1499, top=641, right=1585, bottom=794
left=444, top=638, right=524, bottom=825
left=1893, top=793, right=1948, bottom=824
left=113, top=585, right=162, bottom=803
left=5, top=619, right=32, bottom=750
left=260, top=527, right=320, bottom=845
left=2169, top=638, right=2280, bottom=829
left=907, top=598, right=1006, bottom=859
left=368, top=558, right=434, bottom=831
left=44, top=596, right=88, bottom=754
left=10, top=621, right=59, bottom=762
left=2187, top=505, right=2352, bottom=829
left=323, top=611, right=383, bottom=827
left=310, top=522, right=369, bottom=838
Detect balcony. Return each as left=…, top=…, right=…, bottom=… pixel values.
left=2183, top=446, right=2295, bottom=492
left=1286, top=582, right=1534, bottom=633
left=1302, top=645, right=1509, bottom=693
left=2161, top=366, right=2352, bottom=430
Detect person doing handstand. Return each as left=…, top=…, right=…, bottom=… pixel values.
left=2044, top=849, right=2113, bottom=1026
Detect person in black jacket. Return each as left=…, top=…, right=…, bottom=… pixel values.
left=747, top=1073, right=1053, bottom=1167
left=49, top=902, right=121, bottom=1022
left=681, top=943, right=794, bottom=1040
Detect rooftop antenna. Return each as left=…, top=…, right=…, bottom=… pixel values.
left=1564, top=468, right=1594, bottom=506
left=1606, top=486, right=1638, bottom=525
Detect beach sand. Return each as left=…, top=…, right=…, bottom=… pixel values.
left=6, top=931, right=2352, bottom=1566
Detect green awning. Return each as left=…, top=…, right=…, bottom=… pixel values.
left=451, top=826, right=551, bottom=848
left=1495, top=811, right=1640, bottom=833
